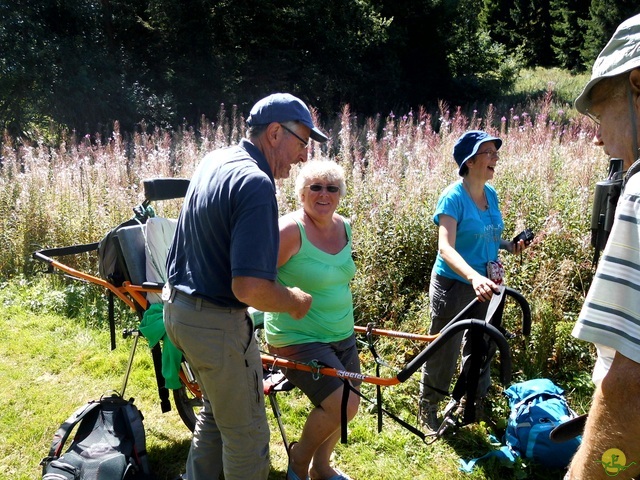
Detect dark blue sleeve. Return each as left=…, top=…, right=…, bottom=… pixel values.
left=230, top=174, right=279, bottom=281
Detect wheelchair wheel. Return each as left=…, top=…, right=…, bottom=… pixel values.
left=174, top=365, right=204, bottom=432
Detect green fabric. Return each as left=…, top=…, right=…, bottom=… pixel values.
left=139, top=303, right=183, bottom=390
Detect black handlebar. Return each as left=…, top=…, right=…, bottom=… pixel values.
left=505, top=286, right=531, bottom=336
left=397, top=319, right=511, bottom=384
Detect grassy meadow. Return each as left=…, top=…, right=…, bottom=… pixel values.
left=0, top=68, right=602, bottom=479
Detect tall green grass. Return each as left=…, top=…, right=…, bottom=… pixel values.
left=0, top=278, right=567, bottom=479
left=1, top=67, right=599, bottom=477
left=2, top=70, right=600, bottom=381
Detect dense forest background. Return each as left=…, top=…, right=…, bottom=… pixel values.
left=2, top=0, right=640, bottom=138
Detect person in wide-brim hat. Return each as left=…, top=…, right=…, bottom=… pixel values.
left=566, top=13, right=640, bottom=480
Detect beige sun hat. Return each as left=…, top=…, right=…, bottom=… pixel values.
left=575, top=13, right=640, bottom=115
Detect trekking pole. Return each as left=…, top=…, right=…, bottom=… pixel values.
left=120, top=329, right=140, bottom=397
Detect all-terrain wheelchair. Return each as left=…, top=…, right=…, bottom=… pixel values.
left=34, top=177, right=531, bottom=448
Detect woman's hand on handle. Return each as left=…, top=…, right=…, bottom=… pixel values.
left=470, top=274, right=499, bottom=302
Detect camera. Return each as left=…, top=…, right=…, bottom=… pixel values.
left=512, top=228, right=535, bottom=246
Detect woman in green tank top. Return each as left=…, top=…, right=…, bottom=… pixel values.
left=265, top=160, right=359, bottom=480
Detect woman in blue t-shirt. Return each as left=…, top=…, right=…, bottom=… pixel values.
left=418, top=130, right=529, bottom=432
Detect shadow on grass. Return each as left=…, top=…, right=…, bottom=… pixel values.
left=147, top=433, right=189, bottom=480
left=441, top=422, right=566, bottom=480
left=146, top=433, right=289, bottom=480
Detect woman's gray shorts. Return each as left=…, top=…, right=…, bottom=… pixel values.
left=268, top=334, right=361, bottom=407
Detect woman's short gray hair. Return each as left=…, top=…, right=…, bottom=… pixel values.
left=295, top=160, right=347, bottom=200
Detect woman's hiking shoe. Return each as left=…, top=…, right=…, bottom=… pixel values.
left=418, top=400, right=440, bottom=432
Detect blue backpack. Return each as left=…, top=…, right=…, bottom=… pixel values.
left=504, top=378, right=582, bottom=468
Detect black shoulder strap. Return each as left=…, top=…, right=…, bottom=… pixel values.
left=342, top=382, right=427, bottom=442
left=46, top=401, right=102, bottom=459
left=623, top=158, right=640, bottom=188
left=120, top=400, right=151, bottom=474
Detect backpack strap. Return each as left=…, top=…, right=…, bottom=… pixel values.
left=460, top=435, right=517, bottom=473
left=120, top=400, right=151, bottom=474
left=44, top=400, right=102, bottom=461
left=624, top=158, right=640, bottom=186
left=342, top=380, right=428, bottom=443
left=513, top=391, right=565, bottom=410
left=452, top=289, right=506, bottom=423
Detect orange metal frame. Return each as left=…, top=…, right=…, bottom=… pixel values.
left=37, top=254, right=432, bottom=390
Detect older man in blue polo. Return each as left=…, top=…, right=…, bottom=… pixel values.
left=164, top=93, right=327, bottom=480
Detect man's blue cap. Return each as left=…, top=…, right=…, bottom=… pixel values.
left=453, top=130, right=502, bottom=175
left=246, top=93, right=328, bottom=143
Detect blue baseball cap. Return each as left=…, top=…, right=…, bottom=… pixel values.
left=453, top=130, right=502, bottom=175
left=246, top=93, right=328, bottom=143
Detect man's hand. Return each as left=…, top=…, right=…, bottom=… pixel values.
left=286, top=286, right=312, bottom=319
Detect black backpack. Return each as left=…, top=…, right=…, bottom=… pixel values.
left=41, top=394, right=152, bottom=480
left=97, top=216, right=146, bottom=288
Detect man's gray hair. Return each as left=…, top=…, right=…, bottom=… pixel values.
left=247, top=124, right=268, bottom=140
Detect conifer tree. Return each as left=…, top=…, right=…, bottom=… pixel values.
left=550, top=0, right=591, bottom=71
left=580, top=0, right=640, bottom=70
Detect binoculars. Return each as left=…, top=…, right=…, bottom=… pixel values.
left=591, top=158, right=624, bottom=255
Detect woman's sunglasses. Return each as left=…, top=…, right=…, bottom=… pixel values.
left=307, top=184, right=340, bottom=193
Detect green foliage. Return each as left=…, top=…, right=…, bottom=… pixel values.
left=550, top=0, right=591, bottom=72
left=510, top=0, right=555, bottom=67
left=447, top=28, right=524, bottom=100
left=0, top=278, right=190, bottom=480
left=1, top=275, right=137, bottom=330
left=0, top=69, right=606, bottom=478
left=1, top=0, right=398, bottom=136
left=351, top=203, right=436, bottom=326
left=5, top=0, right=637, bottom=137
left=507, top=67, right=590, bottom=109
left=1, top=75, right=605, bottom=371
left=580, top=0, right=640, bottom=72
left=478, top=0, right=552, bottom=67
